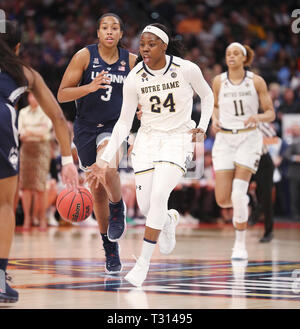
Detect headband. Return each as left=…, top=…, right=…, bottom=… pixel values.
left=142, top=25, right=169, bottom=45
left=228, top=42, right=247, bottom=56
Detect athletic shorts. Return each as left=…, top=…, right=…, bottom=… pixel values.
left=73, top=120, right=116, bottom=171
left=0, top=102, right=19, bottom=179
left=212, top=128, right=263, bottom=173
left=131, top=129, right=194, bottom=175
left=73, top=119, right=128, bottom=171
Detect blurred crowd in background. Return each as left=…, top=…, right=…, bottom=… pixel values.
left=2, top=0, right=300, bottom=227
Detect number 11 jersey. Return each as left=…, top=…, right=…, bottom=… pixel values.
left=218, top=71, right=259, bottom=130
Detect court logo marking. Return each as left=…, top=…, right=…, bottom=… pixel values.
left=8, top=259, right=300, bottom=301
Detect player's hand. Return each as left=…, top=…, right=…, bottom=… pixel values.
left=136, top=109, right=143, bottom=120
left=88, top=70, right=111, bottom=93
left=212, top=118, right=221, bottom=133
left=128, top=144, right=134, bottom=156
left=61, top=163, right=79, bottom=190
left=86, top=160, right=109, bottom=188
left=188, top=128, right=206, bottom=143
left=244, top=115, right=259, bottom=128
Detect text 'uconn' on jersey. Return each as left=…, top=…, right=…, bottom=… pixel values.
left=75, top=44, right=130, bottom=128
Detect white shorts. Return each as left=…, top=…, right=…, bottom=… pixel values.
left=131, top=129, right=194, bottom=175
left=212, top=128, right=263, bottom=173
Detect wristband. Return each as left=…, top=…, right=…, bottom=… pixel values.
left=61, top=155, right=74, bottom=166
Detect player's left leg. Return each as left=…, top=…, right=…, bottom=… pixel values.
left=231, top=166, right=252, bottom=260
left=0, top=175, right=19, bottom=303
left=125, top=163, right=183, bottom=287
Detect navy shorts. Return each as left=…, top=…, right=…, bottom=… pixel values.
left=0, top=102, right=19, bottom=179
left=73, top=119, right=116, bottom=171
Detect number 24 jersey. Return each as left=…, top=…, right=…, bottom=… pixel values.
left=130, top=55, right=203, bottom=132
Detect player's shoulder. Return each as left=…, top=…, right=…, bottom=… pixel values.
left=74, top=47, right=90, bottom=58
left=252, top=72, right=264, bottom=83
left=252, top=72, right=267, bottom=90
left=128, top=52, right=138, bottom=70
left=71, top=47, right=90, bottom=65
left=171, top=56, right=195, bottom=70
left=130, top=61, right=144, bottom=76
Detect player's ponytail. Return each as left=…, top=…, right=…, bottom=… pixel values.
left=135, top=23, right=185, bottom=66
left=244, top=45, right=255, bottom=67
left=0, top=20, right=28, bottom=86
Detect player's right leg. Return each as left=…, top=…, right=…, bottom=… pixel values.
left=0, top=175, right=19, bottom=303
left=89, top=182, right=122, bottom=273
left=96, top=138, right=126, bottom=242
left=0, top=106, right=20, bottom=302
left=214, top=171, right=235, bottom=208
left=212, top=132, right=235, bottom=208
left=73, top=124, right=122, bottom=273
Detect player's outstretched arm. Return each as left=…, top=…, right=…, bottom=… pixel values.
left=86, top=73, right=138, bottom=186
left=24, top=67, right=79, bottom=189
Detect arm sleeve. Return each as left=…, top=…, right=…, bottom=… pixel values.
left=185, top=62, right=214, bottom=132
left=101, top=73, right=138, bottom=164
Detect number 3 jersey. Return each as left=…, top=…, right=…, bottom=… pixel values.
left=75, top=44, right=130, bottom=127
left=218, top=70, right=259, bottom=130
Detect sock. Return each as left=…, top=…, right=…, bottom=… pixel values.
left=0, top=259, right=8, bottom=272
left=234, top=229, right=246, bottom=249
left=140, top=238, right=156, bottom=263
left=101, top=233, right=111, bottom=244
left=109, top=198, right=123, bottom=207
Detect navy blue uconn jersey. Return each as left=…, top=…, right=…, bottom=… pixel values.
left=73, top=44, right=130, bottom=170
left=76, top=44, right=130, bottom=126
left=0, top=71, right=27, bottom=178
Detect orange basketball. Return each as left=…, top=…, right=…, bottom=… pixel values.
left=56, top=187, right=93, bottom=223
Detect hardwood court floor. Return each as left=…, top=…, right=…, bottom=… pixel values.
left=2, top=221, right=300, bottom=309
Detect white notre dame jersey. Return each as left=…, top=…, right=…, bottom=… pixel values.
left=132, top=55, right=196, bottom=132
left=101, top=54, right=214, bottom=165
left=218, top=71, right=259, bottom=129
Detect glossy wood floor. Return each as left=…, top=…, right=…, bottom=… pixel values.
left=2, top=221, right=300, bottom=309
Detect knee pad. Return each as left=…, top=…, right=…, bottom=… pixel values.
left=145, top=192, right=169, bottom=230
left=231, top=179, right=249, bottom=224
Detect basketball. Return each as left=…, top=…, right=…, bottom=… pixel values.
left=56, top=187, right=94, bottom=223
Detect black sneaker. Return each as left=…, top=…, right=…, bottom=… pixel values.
left=259, top=232, right=274, bottom=243
left=103, top=240, right=122, bottom=274
left=107, top=200, right=127, bottom=242
left=0, top=271, right=19, bottom=303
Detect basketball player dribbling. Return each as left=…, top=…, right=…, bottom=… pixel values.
left=86, top=23, right=214, bottom=287
left=58, top=13, right=137, bottom=274
left=0, top=20, right=78, bottom=303
left=211, top=42, right=275, bottom=261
